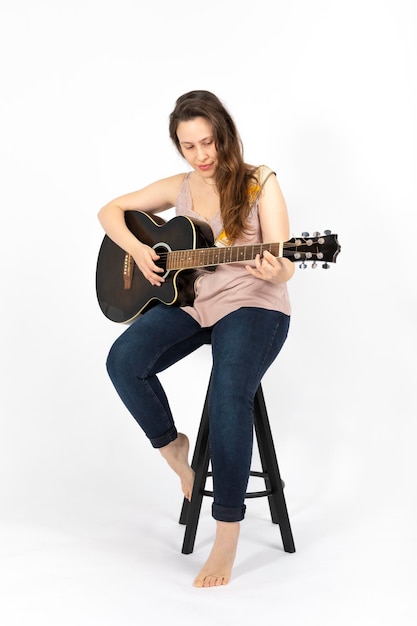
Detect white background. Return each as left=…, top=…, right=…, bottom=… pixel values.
left=0, top=0, right=416, bottom=624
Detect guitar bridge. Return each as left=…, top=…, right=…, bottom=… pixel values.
left=123, top=253, right=133, bottom=290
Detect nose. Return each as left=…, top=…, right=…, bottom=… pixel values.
left=196, top=145, right=208, bottom=162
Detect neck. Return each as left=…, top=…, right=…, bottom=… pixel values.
left=193, top=170, right=217, bottom=188
left=202, top=176, right=216, bottom=187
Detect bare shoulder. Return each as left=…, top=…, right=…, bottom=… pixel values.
left=156, top=171, right=188, bottom=185
left=143, top=172, right=189, bottom=207
left=109, top=172, right=188, bottom=213
left=259, top=172, right=286, bottom=208
left=258, top=166, right=284, bottom=195
left=155, top=172, right=188, bottom=195
left=257, top=166, right=289, bottom=241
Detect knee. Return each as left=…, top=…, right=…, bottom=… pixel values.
left=106, top=337, right=127, bottom=382
left=211, top=374, right=256, bottom=410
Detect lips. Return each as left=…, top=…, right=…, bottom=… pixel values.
left=198, top=164, right=212, bottom=171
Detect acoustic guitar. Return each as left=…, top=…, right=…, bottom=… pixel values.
left=96, top=210, right=341, bottom=323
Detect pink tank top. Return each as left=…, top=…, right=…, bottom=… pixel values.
left=175, top=168, right=291, bottom=327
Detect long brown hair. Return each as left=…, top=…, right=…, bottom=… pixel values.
left=169, top=90, right=257, bottom=241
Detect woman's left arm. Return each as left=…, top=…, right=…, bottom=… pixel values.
left=245, top=173, right=295, bottom=284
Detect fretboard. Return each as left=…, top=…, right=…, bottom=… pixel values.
left=166, top=242, right=284, bottom=270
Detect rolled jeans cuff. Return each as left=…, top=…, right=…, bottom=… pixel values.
left=150, top=425, right=178, bottom=449
left=212, top=503, right=246, bottom=522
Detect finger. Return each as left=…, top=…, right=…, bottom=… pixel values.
left=263, top=250, right=279, bottom=267
left=149, top=274, right=164, bottom=286
left=245, top=264, right=262, bottom=279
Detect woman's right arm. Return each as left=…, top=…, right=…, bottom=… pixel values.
left=97, top=174, right=184, bottom=286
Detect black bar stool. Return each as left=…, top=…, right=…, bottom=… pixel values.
left=179, top=380, right=296, bottom=555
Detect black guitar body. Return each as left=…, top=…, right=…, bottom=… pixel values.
left=96, top=211, right=215, bottom=323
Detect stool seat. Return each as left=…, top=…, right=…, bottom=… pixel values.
left=179, top=382, right=296, bottom=555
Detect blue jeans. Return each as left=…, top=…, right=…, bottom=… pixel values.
left=106, top=304, right=290, bottom=522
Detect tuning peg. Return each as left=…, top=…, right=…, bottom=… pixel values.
left=312, top=261, right=317, bottom=269
left=322, top=262, right=330, bottom=269
left=313, top=231, right=320, bottom=237
left=300, top=262, right=307, bottom=269
left=301, top=231, right=309, bottom=237
left=324, top=230, right=331, bottom=235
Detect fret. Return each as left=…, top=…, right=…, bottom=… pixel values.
left=167, top=241, right=283, bottom=270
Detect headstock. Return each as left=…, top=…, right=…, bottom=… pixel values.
left=284, top=231, right=341, bottom=268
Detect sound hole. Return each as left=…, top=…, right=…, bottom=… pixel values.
left=153, top=242, right=171, bottom=278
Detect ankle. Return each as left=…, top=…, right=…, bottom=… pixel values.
left=215, top=521, right=240, bottom=542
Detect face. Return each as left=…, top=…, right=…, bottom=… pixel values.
left=176, top=117, right=218, bottom=179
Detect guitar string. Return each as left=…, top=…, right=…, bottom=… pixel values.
left=150, top=243, right=323, bottom=270
left=153, top=242, right=299, bottom=260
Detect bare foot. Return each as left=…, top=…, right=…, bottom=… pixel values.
left=159, top=433, right=195, bottom=501
left=193, top=521, right=240, bottom=588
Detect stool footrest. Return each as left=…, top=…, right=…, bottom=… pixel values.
left=202, top=489, right=273, bottom=498
left=202, top=470, right=285, bottom=499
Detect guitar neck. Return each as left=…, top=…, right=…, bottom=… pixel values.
left=167, top=242, right=283, bottom=270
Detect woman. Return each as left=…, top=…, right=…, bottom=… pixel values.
left=98, top=90, right=295, bottom=587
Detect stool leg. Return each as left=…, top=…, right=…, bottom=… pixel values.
left=254, top=385, right=296, bottom=553
left=179, top=385, right=211, bottom=554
